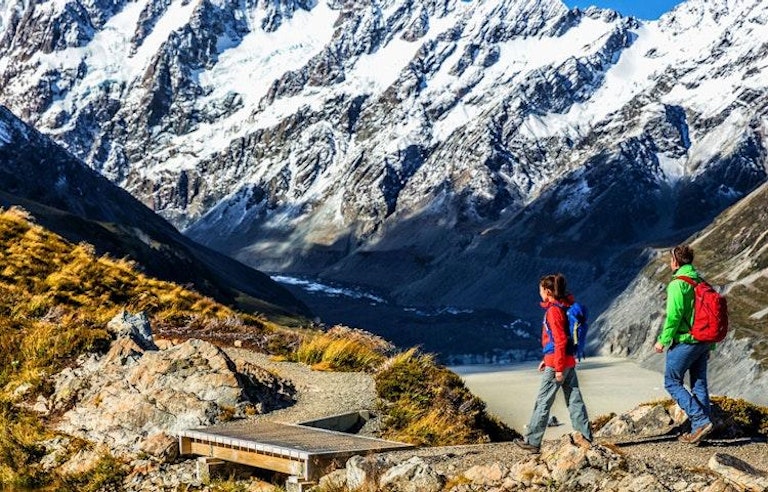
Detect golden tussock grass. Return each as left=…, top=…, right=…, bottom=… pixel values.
left=0, top=207, right=288, bottom=397
left=0, top=207, right=302, bottom=487
left=374, top=348, right=520, bottom=446
left=710, top=396, right=768, bottom=437
left=294, top=325, right=393, bottom=372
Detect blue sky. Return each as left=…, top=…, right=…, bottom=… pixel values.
left=562, top=1, right=686, bottom=20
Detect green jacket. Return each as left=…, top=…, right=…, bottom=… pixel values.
left=657, top=264, right=699, bottom=347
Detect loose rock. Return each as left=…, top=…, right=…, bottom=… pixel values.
left=52, top=314, right=295, bottom=456
left=379, top=456, right=444, bottom=492
left=708, top=452, right=768, bottom=492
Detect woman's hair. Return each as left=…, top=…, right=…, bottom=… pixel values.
left=671, top=245, right=694, bottom=265
left=540, top=273, right=567, bottom=301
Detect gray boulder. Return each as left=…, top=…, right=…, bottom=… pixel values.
left=378, top=456, right=444, bottom=492
left=53, top=314, right=295, bottom=457
left=708, top=453, right=768, bottom=492
left=107, top=311, right=157, bottom=350
left=595, top=403, right=685, bottom=440
left=346, top=454, right=389, bottom=490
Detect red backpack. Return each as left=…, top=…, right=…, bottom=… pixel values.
left=677, top=276, right=729, bottom=343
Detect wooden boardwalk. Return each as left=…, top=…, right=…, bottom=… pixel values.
left=179, top=420, right=413, bottom=482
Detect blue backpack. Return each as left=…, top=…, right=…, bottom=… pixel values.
left=542, top=302, right=588, bottom=361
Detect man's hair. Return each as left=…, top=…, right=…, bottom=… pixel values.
left=672, top=245, right=694, bottom=265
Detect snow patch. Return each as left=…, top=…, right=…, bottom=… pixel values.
left=403, top=306, right=475, bottom=317
left=271, top=275, right=385, bottom=303
left=751, top=306, right=768, bottom=320
left=657, top=154, right=686, bottom=182
left=0, top=121, right=11, bottom=146
left=686, top=108, right=750, bottom=174
left=555, top=177, right=591, bottom=218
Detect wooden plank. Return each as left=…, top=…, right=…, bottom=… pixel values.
left=187, top=440, right=305, bottom=477
left=179, top=436, right=192, bottom=455
left=182, top=421, right=413, bottom=455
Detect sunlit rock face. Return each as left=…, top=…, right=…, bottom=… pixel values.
left=1, top=0, right=766, bottom=319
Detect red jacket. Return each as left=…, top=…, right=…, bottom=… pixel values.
left=541, top=297, right=577, bottom=372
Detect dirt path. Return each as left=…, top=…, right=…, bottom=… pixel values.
left=381, top=435, right=768, bottom=479
left=224, top=347, right=377, bottom=424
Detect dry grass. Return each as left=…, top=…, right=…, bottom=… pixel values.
left=59, top=454, right=128, bottom=492
left=711, top=396, right=768, bottom=438
left=374, top=348, right=520, bottom=446
left=0, top=207, right=297, bottom=397
left=294, top=325, right=393, bottom=372
left=0, top=207, right=306, bottom=487
left=590, top=412, right=617, bottom=434
left=0, top=400, right=50, bottom=489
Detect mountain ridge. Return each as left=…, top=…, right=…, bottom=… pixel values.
left=0, top=105, right=312, bottom=320
left=0, top=0, right=766, bottom=335
left=592, top=180, right=768, bottom=406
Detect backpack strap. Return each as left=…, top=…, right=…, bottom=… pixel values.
left=676, top=276, right=698, bottom=287
left=542, top=304, right=570, bottom=355
left=674, top=276, right=698, bottom=329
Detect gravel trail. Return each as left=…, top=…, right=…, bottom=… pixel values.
left=224, top=347, right=377, bottom=424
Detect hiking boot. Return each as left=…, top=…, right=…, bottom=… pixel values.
left=679, top=422, right=713, bottom=445
left=571, top=432, right=592, bottom=448
left=513, top=439, right=540, bottom=454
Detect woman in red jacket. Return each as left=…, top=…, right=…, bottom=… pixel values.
left=514, top=273, right=592, bottom=453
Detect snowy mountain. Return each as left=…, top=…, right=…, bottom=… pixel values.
left=0, top=0, right=766, bottom=326
left=0, top=105, right=312, bottom=320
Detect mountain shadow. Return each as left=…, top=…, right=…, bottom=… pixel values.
left=0, top=105, right=311, bottom=322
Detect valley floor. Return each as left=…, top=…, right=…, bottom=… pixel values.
left=453, top=356, right=670, bottom=439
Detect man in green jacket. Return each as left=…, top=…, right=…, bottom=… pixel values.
left=654, top=244, right=713, bottom=445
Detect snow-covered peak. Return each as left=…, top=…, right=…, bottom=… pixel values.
left=0, top=0, right=767, bottom=318
left=658, top=0, right=764, bottom=32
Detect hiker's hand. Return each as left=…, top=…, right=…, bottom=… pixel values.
left=555, top=371, right=564, bottom=383
left=538, top=361, right=546, bottom=372
left=654, top=342, right=665, bottom=353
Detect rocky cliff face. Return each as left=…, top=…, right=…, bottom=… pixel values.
left=1, top=0, right=767, bottom=323
left=593, top=181, right=768, bottom=405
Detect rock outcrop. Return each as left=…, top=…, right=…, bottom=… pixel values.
left=46, top=312, right=296, bottom=458
left=708, top=453, right=768, bottom=492
left=594, top=403, right=687, bottom=441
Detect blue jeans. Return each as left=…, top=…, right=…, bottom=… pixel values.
left=524, top=366, right=592, bottom=447
left=664, top=342, right=711, bottom=430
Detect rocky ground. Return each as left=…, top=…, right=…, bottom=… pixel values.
left=198, top=345, right=768, bottom=492
left=220, top=347, right=768, bottom=492
left=35, top=313, right=768, bottom=491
